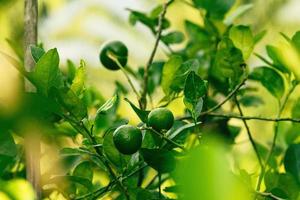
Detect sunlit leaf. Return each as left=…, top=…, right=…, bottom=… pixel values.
left=224, top=4, right=253, bottom=25
left=30, top=45, right=45, bottom=63
left=29, top=48, right=64, bottom=96
left=266, top=45, right=290, bottom=73
left=124, top=98, right=150, bottom=123
left=161, top=56, right=183, bottom=95
left=229, top=25, right=254, bottom=60
left=211, top=37, right=245, bottom=89
left=249, top=66, right=285, bottom=99
left=70, top=60, right=85, bottom=96
left=161, top=31, right=184, bottom=45
left=96, top=94, right=118, bottom=116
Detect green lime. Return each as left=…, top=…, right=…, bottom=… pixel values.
left=99, top=41, right=128, bottom=70
left=113, top=125, right=142, bottom=155
left=148, top=107, right=174, bottom=131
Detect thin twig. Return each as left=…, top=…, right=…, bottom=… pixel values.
left=140, top=1, right=170, bottom=110
left=256, top=82, right=297, bottom=191
left=142, top=127, right=186, bottom=150
left=75, top=164, right=147, bottom=200
left=108, top=52, right=141, bottom=100
left=200, top=75, right=248, bottom=116
left=194, top=112, right=300, bottom=123
left=63, top=112, right=130, bottom=200
left=234, top=95, right=264, bottom=170
left=255, top=191, right=287, bottom=200
left=254, top=53, right=274, bottom=67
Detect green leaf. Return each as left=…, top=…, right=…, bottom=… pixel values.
left=73, top=161, right=93, bottom=181
left=284, top=144, right=300, bottom=183
left=70, top=60, right=85, bottom=95
left=103, top=131, right=128, bottom=169
left=140, top=148, right=176, bottom=173
left=229, top=25, right=254, bottom=60
left=249, top=66, right=285, bottom=99
left=58, top=89, right=87, bottom=120
left=0, top=179, right=36, bottom=200
left=183, top=71, right=206, bottom=120
left=161, top=31, right=184, bottom=45
left=30, top=45, right=45, bottom=63
left=55, top=121, right=78, bottom=137
left=184, top=97, right=204, bottom=121
left=136, top=188, right=158, bottom=200
left=211, top=37, right=245, bottom=89
left=149, top=5, right=163, bottom=19
left=192, top=0, right=235, bottom=20
left=60, top=148, right=88, bottom=156
left=254, top=30, right=267, bottom=44
left=170, top=59, right=200, bottom=92
left=66, top=59, right=77, bottom=83
left=266, top=45, right=290, bottom=73
left=96, top=94, right=118, bottom=116
left=124, top=98, right=150, bottom=123
left=161, top=56, right=183, bottom=95
left=128, top=10, right=155, bottom=32
left=167, top=121, right=201, bottom=141
left=49, top=175, right=93, bottom=190
left=264, top=172, right=299, bottom=200
left=184, top=71, right=207, bottom=104
left=22, top=93, right=62, bottom=121
left=224, top=4, right=253, bottom=25
left=292, top=31, right=300, bottom=53
left=0, top=131, right=17, bottom=176
left=29, top=48, right=64, bottom=96
left=0, top=131, right=17, bottom=157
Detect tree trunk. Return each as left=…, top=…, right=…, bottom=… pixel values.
left=24, top=0, right=40, bottom=199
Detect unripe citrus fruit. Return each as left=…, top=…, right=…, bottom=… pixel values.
left=148, top=107, right=174, bottom=131
left=113, top=125, right=142, bottom=155
left=99, top=41, right=128, bottom=70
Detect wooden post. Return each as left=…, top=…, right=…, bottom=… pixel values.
left=24, top=0, right=40, bottom=199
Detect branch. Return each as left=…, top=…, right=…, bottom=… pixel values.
left=140, top=1, right=171, bottom=110
left=24, top=0, right=38, bottom=72
left=75, top=164, right=147, bottom=200
left=24, top=0, right=40, bottom=198
left=63, top=112, right=130, bottom=200
left=256, top=82, right=298, bottom=191
left=200, top=75, right=248, bottom=116
left=201, top=113, right=300, bottom=123
left=108, top=52, right=141, bottom=100
left=234, top=95, right=264, bottom=170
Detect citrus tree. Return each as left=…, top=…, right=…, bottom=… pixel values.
left=1, top=0, right=300, bottom=200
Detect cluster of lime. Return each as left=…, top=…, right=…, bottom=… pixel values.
left=99, top=41, right=174, bottom=155
left=113, top=107, right=174, bottom=155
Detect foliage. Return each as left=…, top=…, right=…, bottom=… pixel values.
left=2, top=0, right=300, bottom=200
